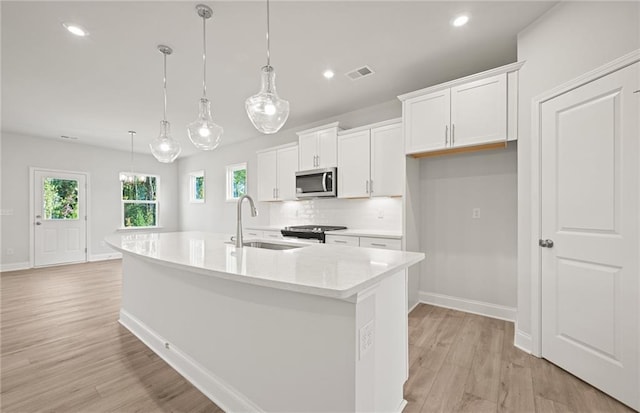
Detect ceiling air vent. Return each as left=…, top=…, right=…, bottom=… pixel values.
left=346, top=65, right=375, bottom=81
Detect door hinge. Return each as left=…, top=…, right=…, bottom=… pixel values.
left=85, top=247, right=87, bottom=253
left=85, top=215, right=87, bottom=221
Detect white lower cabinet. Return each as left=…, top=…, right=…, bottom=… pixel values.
left=359, top=237, right=402, bottom=251
left=263, top=230, right=283, bottom=240
left=325, top=234, right=401, bottom=251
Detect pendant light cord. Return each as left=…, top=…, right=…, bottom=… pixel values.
left=266, top=0, right=270, bottom=67
left=130, top=132, right=134, bottom=174
left=162, top=52, right=168, bottom=122
left=202, top=14, right=207, bottom=98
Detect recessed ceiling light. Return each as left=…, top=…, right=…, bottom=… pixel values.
left=323, top=70, right=335, bottom=79
left=452, top=15, right=469, bottom=27
left=62, top=23, right=89, bottom=37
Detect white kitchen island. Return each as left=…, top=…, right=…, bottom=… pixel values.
left=105, top=231, right=424, bottom=413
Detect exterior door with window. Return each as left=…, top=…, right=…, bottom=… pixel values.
left=540, top=62, right=639, bottom=410
left=34, top=170, right=87, bottom=266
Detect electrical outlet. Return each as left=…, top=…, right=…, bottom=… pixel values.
left=472, top=208, right=481, bottom=219
left=359, top=320, right=375, bottom=360
left=6, top=248, right=14, bottom=256
left=377, top=209, right=384, bottom=219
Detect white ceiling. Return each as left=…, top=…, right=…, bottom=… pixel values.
left=1, top=1, right=556, bottom=157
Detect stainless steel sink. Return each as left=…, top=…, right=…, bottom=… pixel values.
left=226, top=241, right=303, bottom=250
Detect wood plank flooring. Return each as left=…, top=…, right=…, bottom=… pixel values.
left=1, top=260, right=636, bottom=412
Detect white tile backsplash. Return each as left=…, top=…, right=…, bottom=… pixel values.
left=269, top=197, right=402, bottom=231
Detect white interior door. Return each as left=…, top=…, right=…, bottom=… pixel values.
left=34, top=170, right=87, bottom=267
left=540, top=62, right=639, bottom=410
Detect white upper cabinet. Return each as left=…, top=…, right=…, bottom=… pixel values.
left=404, top=89, right=450, bottom=154
left=338, top=119, right=403, bottom=199
left=297, top=122, right=340, bottom=170
left=338, top=129, right=370, bottom=198
left=371, top=122, right=404, bottom=197
left=276, top=146, right=298, bottom=201
left=450, top=73, right=507, bottom=148
left=257, top=144, right=298, bottom=202
left=399, top=62, right=522, bottom=156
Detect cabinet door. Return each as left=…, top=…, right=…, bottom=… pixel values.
left=276, top=146, right=298, bottom=201
left=317, top=128, right=338, bottom=168
left=257, top=150, right=277, bottom=202
left=404, top=89, right=450, bottom=154
left=298, top=132, right=317, bottom=171
left=338, top=130, right=370, bottom=198
left=451, top=73, right=507, bottom=147
left=371, top=123, right=403, bottom=197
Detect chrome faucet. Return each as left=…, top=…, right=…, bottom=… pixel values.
left=235, top=194, right=258, bottom=248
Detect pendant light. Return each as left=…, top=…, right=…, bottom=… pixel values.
left=245, top=0, right=289, bottom=134
left=120, top=131, right=146, bottom=183
left=150, top=45, right=182, bottom=163
left=187, top=4, right=223, bottom=150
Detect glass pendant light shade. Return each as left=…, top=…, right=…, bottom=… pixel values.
left=245, top=65, right=289, bottom=134
left=151, top=45, right=181, bottom=163
left=121, top=130, right=146, bottom=182
left=150, top=120, right=181, bottom=163
left=187, top=97, right=223, bottom=150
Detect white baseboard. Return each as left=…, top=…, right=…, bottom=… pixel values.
left=119, top=310, right=264, bottom=413
left=418, top=291, right=516, bottom=322
left=89, top=252, right=122, bottom=262
left=514, top=324, right=533, bottom=354
left=0, top=261, right=30, bottom=272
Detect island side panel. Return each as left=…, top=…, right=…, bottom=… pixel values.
left=120, top=255, right=357, bottom=412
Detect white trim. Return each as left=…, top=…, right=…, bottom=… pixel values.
left=337, top=118, right=401, bottom=135
left=418, top=291, right=516, bottom=322
left=514, top=326, right=533, bottom=355
left=119, top=310, right=264, bottom=413
left=29, top=167, right=90, bottom=268
left=89, top=252, right=122, bottom=262
left=529, top=48, right=640, bottom=358
left=407, top=300, right=420, bottom=314
left=0, top=261, right=30, bottom=272
left=398, top=61, right=525, bottom=101
left=295, top=121, right=341, bottom=136
left=255, top=141, right=297, bottom=154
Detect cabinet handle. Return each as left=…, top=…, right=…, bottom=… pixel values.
left=371, top=243, right=387, bottom=247
left=316, top=155, right=320, bottom=167
left=452, top=124, right=455, bottom=146
left=365, top=180, right=369, bottom=193
left=370, top=180, right=373, bottom=193
left=445, top=125, right=448, bottom=146
left=333, top=240, right=347, bottom=244
left=273, top=188, right=276, bottom=199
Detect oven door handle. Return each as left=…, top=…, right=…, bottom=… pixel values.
left=322, top=172, right=328, bottom=192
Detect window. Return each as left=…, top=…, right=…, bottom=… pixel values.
left=121, top=175, right=158, bottom=228
left=189, top=171, right=205, bottom=203
left=226, top=163, right=247, bottom=201
left=43, top=178, right=79, bottom=220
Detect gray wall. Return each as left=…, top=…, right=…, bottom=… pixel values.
left=0, top=132, right=179, bottom=268
left=419, top=144, right=518, bottom=309
left=178, top=100, right=402, bottom=236
left=516, top=1, right=640, bottom=344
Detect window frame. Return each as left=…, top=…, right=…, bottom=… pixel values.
left=119, top=173, right=160, bottom=229
left=189, top=170, right=206, bottom=203
left=226, top=162, right=248, bottom=202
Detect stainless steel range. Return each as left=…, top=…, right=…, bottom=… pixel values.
left=281, top=225, right=347, bottom=243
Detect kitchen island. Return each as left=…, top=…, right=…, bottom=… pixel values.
left=105, top=231, right=424, bottom=413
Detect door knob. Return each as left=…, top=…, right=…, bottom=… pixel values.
left=35, top=222, right=42, bottom=226
left=539, top=239, right=554, bottom=248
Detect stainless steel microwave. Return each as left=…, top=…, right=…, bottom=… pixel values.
left=295, top=168, right=337, bottom=198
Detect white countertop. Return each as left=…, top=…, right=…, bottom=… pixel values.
left=105, top=231, right=423, bottom=299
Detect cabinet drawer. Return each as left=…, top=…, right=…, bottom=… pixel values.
left=263, top=230, right=283, bottom=240
left=359, top=237, right=402, bottom=251
left=325, top=235, right=359, bottom=246
left=245, top=230, right=264, bottom=238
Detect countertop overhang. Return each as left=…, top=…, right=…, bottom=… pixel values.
left=105, top=231, right=424, bottom=300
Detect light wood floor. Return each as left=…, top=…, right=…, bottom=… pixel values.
left=1, top=260, right=635, bottom=413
